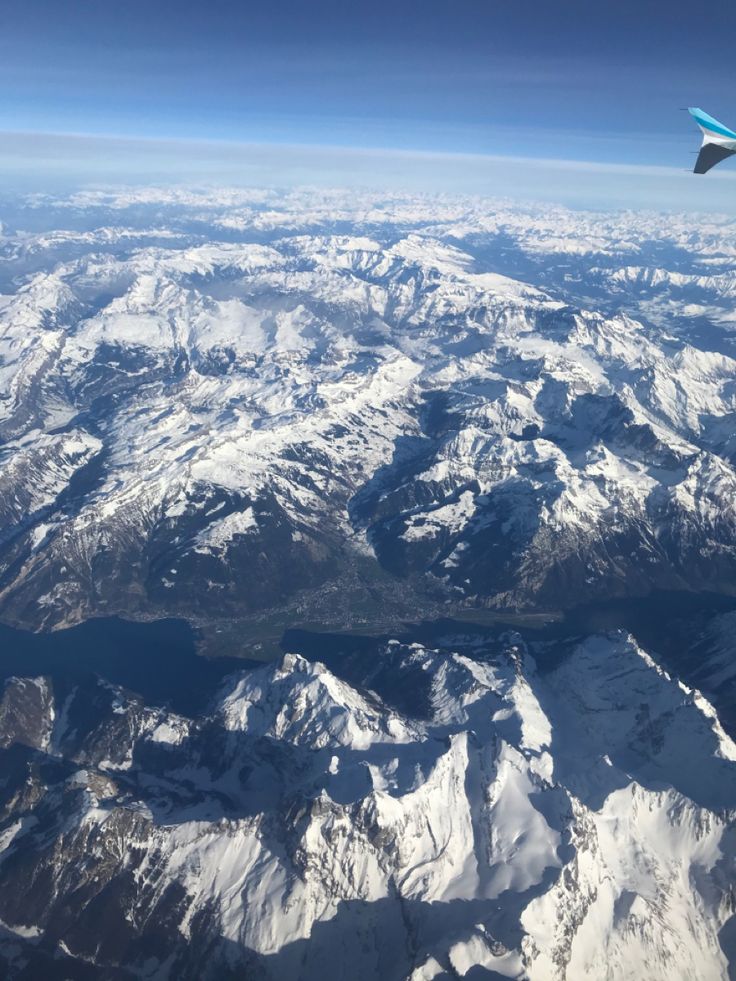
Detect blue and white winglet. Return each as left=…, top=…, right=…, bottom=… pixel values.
left=689, top=108, right=736, bottom=174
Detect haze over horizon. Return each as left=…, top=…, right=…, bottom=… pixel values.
left=3, top=0, right=736, bottom=209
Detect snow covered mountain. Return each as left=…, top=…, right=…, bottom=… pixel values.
left=3, top=189, right=736, bottom=646
left=0, top=630, right=734, bottom=980
left=2, top=186, right=736, bottom=979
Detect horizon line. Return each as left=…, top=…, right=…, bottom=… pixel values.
left=0, top=126, right=729, bottom=181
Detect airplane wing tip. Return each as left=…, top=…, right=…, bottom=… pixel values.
left=694, top=143, right=736, bottom=175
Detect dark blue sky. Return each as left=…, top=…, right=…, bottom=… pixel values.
left=3, top=0, right=736, bottom=165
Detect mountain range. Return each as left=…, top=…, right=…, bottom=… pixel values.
left=1, top=187, right=736, bottom=978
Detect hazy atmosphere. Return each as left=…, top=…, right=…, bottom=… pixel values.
left=3, top=0, right=736, bottom=208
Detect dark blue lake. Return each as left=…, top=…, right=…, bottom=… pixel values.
left=0, top=617, right=251, bottom=716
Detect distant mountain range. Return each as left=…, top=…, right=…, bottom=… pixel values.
left=3, top=190, right=736, bottom=648
left=1, top=187, right=736, bottom=978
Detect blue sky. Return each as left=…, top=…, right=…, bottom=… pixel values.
left=2, top=0, right=736, bottom=207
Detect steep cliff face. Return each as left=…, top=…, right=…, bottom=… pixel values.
left=0, top=632, right=734, bottom=980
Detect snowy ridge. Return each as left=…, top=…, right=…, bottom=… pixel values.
left=0, top=633, right=733, bottom=979
left=3, top=187, right=736, bottom=977
left=219, top=652, right=416, bottom=748
left=3, top=190, right=736, bottom=637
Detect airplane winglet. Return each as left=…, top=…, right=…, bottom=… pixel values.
left=688, top=108, right=736, bottom=174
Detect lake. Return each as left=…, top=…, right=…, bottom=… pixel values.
left=0, top=616, right=251, bottom=716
